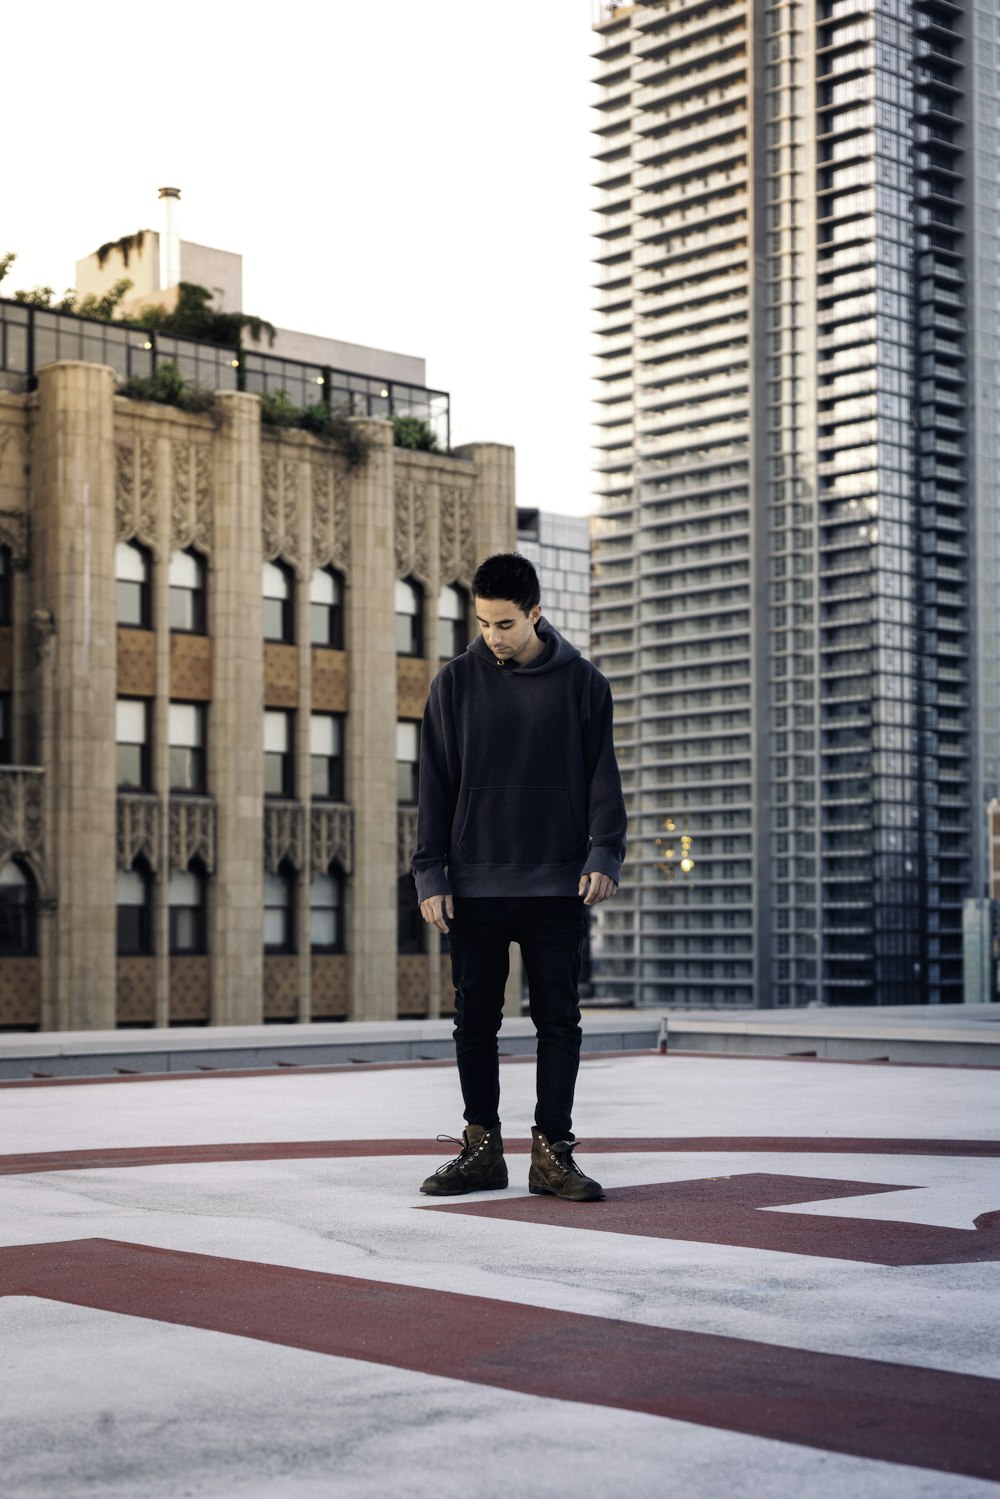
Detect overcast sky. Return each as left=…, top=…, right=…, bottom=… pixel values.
left=3, top=1, right=600, bottom=516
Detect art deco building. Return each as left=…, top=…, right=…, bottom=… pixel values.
left=591, top=0, right=1000, bottom=1006
left=0, top=306, right=513, bottom=1030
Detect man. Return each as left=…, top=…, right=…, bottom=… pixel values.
left=411, top=552, right=626, bottom=1202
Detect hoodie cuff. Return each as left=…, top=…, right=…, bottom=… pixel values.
left=581, top=846, right=621, bottom=886
left=413, top=865, right=452, bottom=903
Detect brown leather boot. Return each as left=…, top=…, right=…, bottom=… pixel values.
left=419, top=1125, right=508, bottom=1196
left=529, top=1128, right=605, bottom=1201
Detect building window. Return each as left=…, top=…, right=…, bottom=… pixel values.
left=264, top=866, right=295, bottom=952
left=115, top=541, right=152, bottom=629
left=0, top=859, right=36, bottom=956
left=264, top=710, right=294, bottom=797
left=169, top=703, right=207, bottom=793
left=117, top=865, right=153, bottom=956
left=169, top=867, right=208, bottom=954
left=310, top=567, right=344, bottom=648
left=0, top=546, right=12, bottom=627
left=310, top=713, right=344, bottom=800
left=395, top=577, right=423, bottom=656
left=116, top=699, right=151, bottom=790
left=397, top=873, right=425, bottom=954
left=0, top=693, right=11, bottom=764
left=169, top=549, right=207, bottom=633
left=310, top=868, right=344, bottom=952
left=397, top=720, right=419, bottom=803
left=263, top=560, right=294, bottom=643
left=438, top=583, right=469, bottom=661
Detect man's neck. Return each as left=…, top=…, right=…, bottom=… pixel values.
left=512, top=627, right=543, bottom=667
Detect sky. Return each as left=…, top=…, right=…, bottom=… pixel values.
left=2, top=0, right=601, bottom=516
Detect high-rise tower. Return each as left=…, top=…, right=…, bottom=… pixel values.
left=590, top=0, right=1000, bottom=1007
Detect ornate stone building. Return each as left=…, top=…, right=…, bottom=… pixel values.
left=0, top=361, right=514, bottom=1030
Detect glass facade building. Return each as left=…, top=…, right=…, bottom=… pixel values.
left=591, top=0, right=1000, bottom=1007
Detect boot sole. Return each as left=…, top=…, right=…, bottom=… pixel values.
left=419, top=1177, right=509, bottom=1197
left=528, top=1183, right=605, bottom=1202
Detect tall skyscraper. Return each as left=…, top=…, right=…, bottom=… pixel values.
left=590, top=0, right=1000, bottom=1007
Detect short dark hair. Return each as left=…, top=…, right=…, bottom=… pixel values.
left=471, top=553, right=540, bottom=614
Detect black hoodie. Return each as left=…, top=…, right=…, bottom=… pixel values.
left=411, top=618, right=627, bottom=900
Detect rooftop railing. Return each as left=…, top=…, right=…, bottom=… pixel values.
left=0, top=297, right=451, bottom=451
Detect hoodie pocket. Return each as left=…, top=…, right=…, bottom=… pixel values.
left=458, top=786, right=581, bottom=866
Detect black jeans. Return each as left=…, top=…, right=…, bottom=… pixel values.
left=447, top=896, right=586, bottom=1142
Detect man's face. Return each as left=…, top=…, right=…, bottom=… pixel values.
left=473, top=596, right=541, bottom=662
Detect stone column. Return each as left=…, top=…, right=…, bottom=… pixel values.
left=346, top=419, right=397, bottom=1020
left=210, top=391, right=264, bottom=1025
left=296, top=567, right=312, bottom=1022
left=33, top=362, right=118, bottom=1029
left=454, top=443, right=522, bottom=1016
left=153, top=483, right=171, bottom=1027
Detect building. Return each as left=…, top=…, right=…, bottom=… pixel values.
left=0, top=299, right=514, bottom=1031
left=590, top=0, right=1000, bottom=1006
left=516, top=508, right=591, bottom=645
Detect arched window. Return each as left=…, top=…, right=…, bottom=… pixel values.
left=394, top=577, right=423, bottom=657
left=263, top=561, right=294, bottom=643
left=0, top=545, right=12, bottom=627
left=438, top=583, right=470, bottom=661
left=397, top=873, right=425, bottom=954
left=310, top=867, right=344, bottom=953
left=169, top=865, right=208, bottom=955
left=115, top=541, right=151, bottom=628
left=310, top=567, right=344, bottom=648
left=117, top=864, right=153, bottom=956
left=264, top=865, right=296, bottom=953
left=0, top=859, right=37, bottom=956
left=168, top=549, right=207, bottom=633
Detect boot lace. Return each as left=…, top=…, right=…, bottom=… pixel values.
left=432, top=1131, right=489, bottom=1178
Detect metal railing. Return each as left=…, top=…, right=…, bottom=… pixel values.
left=0, top=297, right=451, bottom=451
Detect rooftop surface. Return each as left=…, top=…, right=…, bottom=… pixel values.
left=2, top=1046, right=999, bottom=1497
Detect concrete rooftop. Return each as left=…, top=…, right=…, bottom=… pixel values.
left=2, top=1045, right=999, bottom=1497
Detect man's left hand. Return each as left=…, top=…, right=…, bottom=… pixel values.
left=579, top=872, right=618, bottom=906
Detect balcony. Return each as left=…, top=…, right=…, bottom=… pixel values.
left=0, top=298, right=451, bottom=449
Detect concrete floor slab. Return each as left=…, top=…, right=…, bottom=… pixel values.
left=2, top=1054, right=999, bottom=1496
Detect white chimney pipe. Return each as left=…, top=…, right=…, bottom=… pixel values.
left=158, top=187, right=181, bottom=291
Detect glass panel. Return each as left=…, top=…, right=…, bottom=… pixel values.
left=117, top=580, right=145, bottom=627
left=310, top=715, right=336, bottom=755
left=116, top=869, right=146, bottom=906
left=264, top=712, right=289, bottom=752
left=263, top=561, right=289, bottom=600
left=169, top=550, right=201, bottom=588
left=170, top=745, right=203, bottom=790
left=169, top=586, right=196, bottom=632
left=309, top=908, right=338, bottom=948
left=168, top=871, right=200, bottom=906
left=264, top=873, right=290, bottom=908
left=438, top=585, right=464, bottom=621
left=396, top=721, right=418, bottom=760
left=395, top=579, right=418, bottom=615
left=116, top=700, right=147, bottom=743
left=264, top=753, right=288, bottom=797
left=263, top=908, right=288, bottom=947
left=117, top=743, right=145, bottom=787
left=310, top=569, right=336, bottom=605
left=169, top=703, right=202, bottom=747
left=310, top=603, right=331, bottom=645
left=116, top=542, right=147, bottom=583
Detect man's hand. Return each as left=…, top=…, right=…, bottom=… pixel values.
left=578, top=873, right=618, bottom=906
left=420, top=893, right=454, bottom=933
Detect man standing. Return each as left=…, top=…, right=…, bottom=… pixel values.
left=412, top=553, right=626, bottom=1202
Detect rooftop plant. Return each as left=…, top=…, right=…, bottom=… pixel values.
left=391, top=414, right=439, bottom=452
left=118, top=361, right=216, bottom=416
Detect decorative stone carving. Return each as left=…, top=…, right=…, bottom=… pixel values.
left=0, top=769, right=45, bottom=872
left=413, top=483, right=430, bottom=583
left=260, top=449, right=303, bottom=574
left=0, top=509, right=28, bottom=568
left=28, top=609, right=56, bottom=662
left=394, top=479, right=431, bottom=583
left=171, top=439, right=213, bottom=557
left=117, top=793, right=162, bottom=873
left=264, top=801, right=305, bottom=873
left=331, top=465, right=350, bottom=575
left=311, top=803, right=354, bottom=876
left=394, top=479, right=412, bottom=578
left=439, top=484, right=476, bottom=588
left=169, top=796, right=216, bottom=874
left=397, top=807, right=419, bottom=878
left=116, top=434, right=159, bottom=554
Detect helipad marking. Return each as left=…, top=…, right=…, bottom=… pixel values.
left=2, top=1237, right=998, bottom=1482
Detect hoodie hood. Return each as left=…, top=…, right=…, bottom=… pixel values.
left=467, top=616, right=581, bottom=675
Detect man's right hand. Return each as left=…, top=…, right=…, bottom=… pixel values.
left=419, top=894, right=454, bottom=933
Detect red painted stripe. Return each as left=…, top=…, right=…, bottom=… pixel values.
left=1, top=1136, right=997, bottom=1177
left=426, top=1173, right=1000, bottom=1267
left=2, top=1237, right=997, bottom=1481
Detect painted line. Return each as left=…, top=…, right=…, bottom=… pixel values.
left=2, top=1237, right=998, bottom=1481
left=426, top=1172, right=1000, bottom=1267
left=2, top=1136, right=999, bottom=1177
